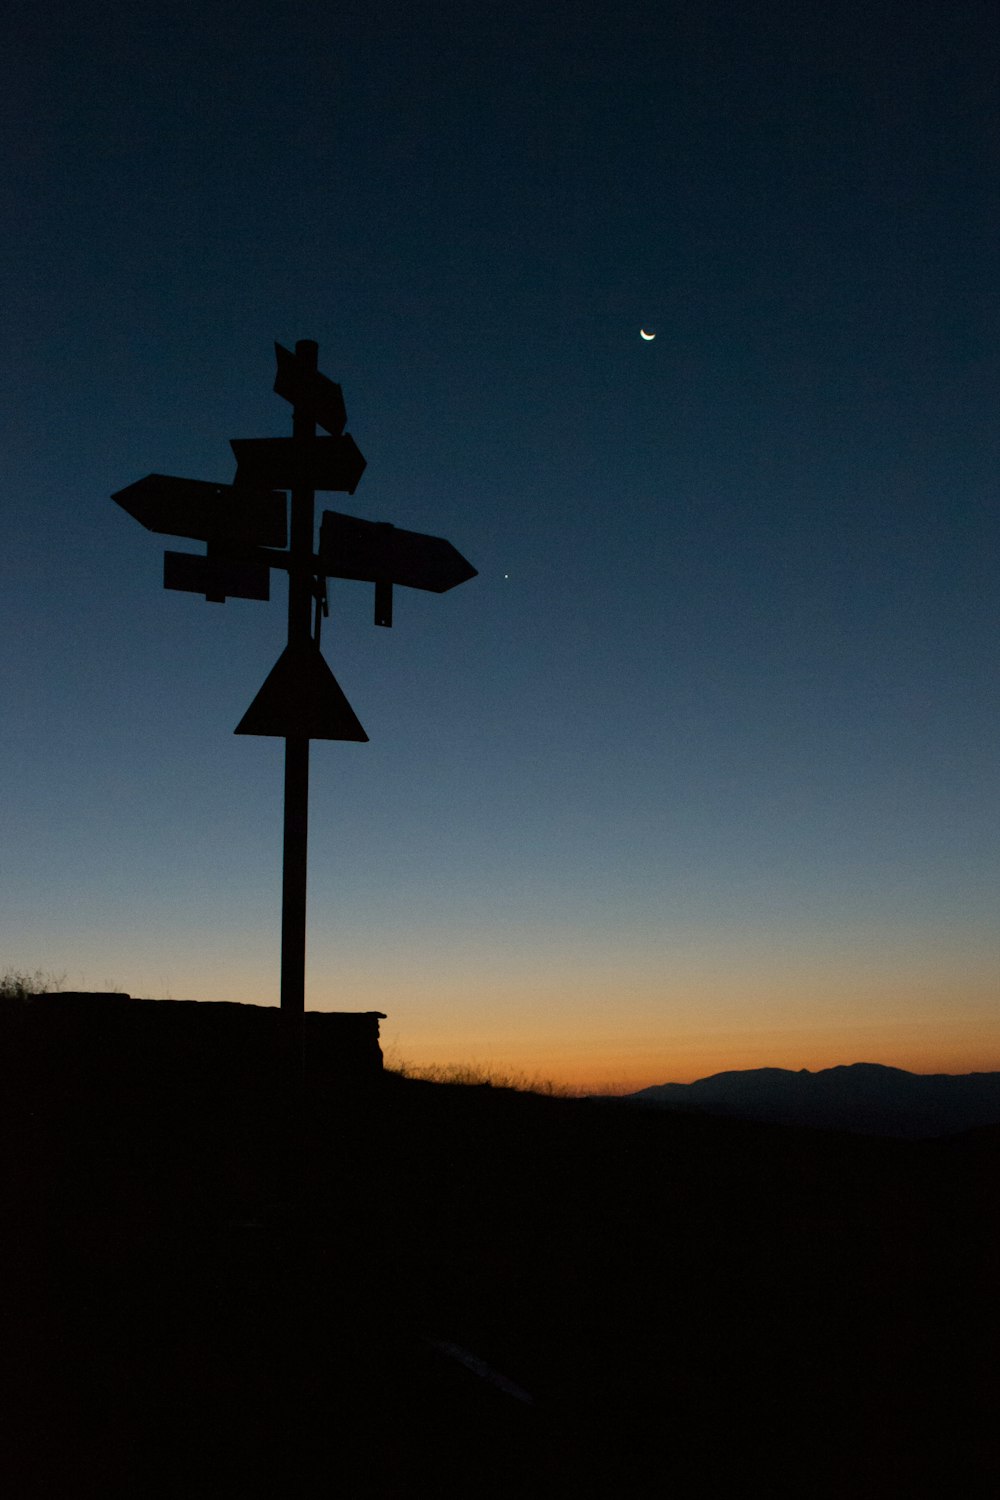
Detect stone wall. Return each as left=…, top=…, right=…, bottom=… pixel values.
left=6, top=992, right=386, bottom=1092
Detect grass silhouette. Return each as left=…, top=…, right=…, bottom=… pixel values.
left=0, top=965, right=66, bottom=998
left=385, top=1054, right=574, bottom=1095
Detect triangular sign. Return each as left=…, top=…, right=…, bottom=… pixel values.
left=235, top=644, right=368, bottom=741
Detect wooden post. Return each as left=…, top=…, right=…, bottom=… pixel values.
left=279, top=340, right=318, bottom=1106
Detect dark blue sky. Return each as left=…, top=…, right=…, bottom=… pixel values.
left=4, top=0, right=997, bottom=1084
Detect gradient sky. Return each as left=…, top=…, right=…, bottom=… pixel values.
left=4, top=0, right=998, bottom=1087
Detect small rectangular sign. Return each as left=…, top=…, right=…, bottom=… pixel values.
left=164, top=550, right=270, bottom=603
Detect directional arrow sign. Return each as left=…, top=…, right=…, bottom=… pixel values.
left=234, top=643, right=368, bottom=740
left=319, top=510, right=477, bottom=592
left=230, top=436, right=367, bottom=494
left=273, top=341, right=347, bottom=436
left=112, top=474, right=287, bottom=547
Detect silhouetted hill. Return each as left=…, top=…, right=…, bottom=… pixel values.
left=2, top=995, right=998, bottom=1497
left=627, top=1061, right=1000, bottom=1137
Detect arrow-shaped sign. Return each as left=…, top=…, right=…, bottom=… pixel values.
left=230, top=436, right=367, bottom=495
left=319, top=510, right=477, bottom=592
left=112, top=474, right=287, bottom=548
left=273, top=341, right=347, bottom=436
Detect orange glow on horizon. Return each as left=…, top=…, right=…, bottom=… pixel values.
left=60, top=933, right=997, bottom=1093
left=387, top=1028, right=1000, bottom=1094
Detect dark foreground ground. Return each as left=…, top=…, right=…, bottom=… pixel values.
left=2, top=997, right=998, bottom=1497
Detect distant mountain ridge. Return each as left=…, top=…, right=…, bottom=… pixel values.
left=626, top=1062, right=1000, bottom=1138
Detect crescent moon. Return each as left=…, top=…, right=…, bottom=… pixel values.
left=640, top=329, right=655, bottom=341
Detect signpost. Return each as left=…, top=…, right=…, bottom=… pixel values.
left=111, top=339, right=476, bottom=1039
left=113, top=342, right=476, bottom=1484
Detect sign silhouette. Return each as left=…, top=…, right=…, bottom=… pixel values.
left=235, top=643, right=368, bottom=741
left=320, top=509, right=476, bottom=628
left=272, top=340, right=348, bottom=436
left=230, top=435, right=367, bottom=495
left=320, top=510, right=476, bottom=591
left=111, top=339, right=476, bottom=1028
left=112, top=473, right=287, bottom=547
left=164, top=549, right=271, bottom=604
